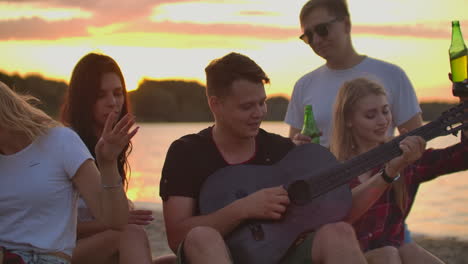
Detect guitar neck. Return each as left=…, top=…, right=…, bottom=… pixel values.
left=307, top=120, right=444, bottom=198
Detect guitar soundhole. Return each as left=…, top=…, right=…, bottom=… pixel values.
left=288, top=180, right=310, bottom=205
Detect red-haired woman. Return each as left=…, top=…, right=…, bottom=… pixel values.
left=61, top=53, right=175, bottom=264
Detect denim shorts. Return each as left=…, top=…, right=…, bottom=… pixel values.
left=403, top=222, right=413, bottom=244
left=9, top=250, right=70, bottom=264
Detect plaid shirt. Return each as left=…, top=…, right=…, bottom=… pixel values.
left=350, top=135, right=468, bottom=252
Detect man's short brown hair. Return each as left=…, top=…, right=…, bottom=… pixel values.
left=205, top=52, right=270, bottom=98
left=300, top=0, right=350, bottom=26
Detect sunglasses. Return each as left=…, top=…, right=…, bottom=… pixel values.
left=299, top=17, right=341, bottom=44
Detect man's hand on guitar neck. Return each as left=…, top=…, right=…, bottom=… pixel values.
left=234, top=186, right=290, bottom=220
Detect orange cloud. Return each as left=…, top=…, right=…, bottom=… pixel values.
left=1, top=0, right=466, bottom=42
left=352, top=23, right=455, bottom=39
left=0, top=17, right=88, bottom=40
left=118, top=20, right=297, bottom=39
left=238, top=10, right=279, bottom=17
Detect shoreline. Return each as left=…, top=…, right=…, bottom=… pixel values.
left=138, top=203, right=468, bottom=263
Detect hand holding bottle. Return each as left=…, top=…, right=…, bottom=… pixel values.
left=300, top=105, right=321, bottom=144
left=449, top=20, right=468, bottom=97
left=293, top=131, right=322, bottom=146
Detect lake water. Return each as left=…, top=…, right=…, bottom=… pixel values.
left=127, top=122, right=468, bottom=240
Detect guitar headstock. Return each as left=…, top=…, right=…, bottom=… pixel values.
left=434, top=101, right=468, bottom=137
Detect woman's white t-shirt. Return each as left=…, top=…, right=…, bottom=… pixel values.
left=0, top=127, right=93, bottom=256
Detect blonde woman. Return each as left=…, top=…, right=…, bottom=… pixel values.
left=330, top=78, right=468, bottom=264
left=0, top=81, right=134, bottom=264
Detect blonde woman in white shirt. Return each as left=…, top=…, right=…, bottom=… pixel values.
left=0, top=81, right=134, bottom=263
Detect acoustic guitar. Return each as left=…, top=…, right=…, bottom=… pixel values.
left=199, top=102, right=467, bottom=264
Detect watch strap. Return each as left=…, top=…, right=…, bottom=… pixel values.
left=380, top=166, right=400, bottom=183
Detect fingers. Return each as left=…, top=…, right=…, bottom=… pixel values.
left=264, top=194, right=289, bottom=219
left=128, top=209, right=154, bottom=225
left=102, top=111, right=117, bottom=136
left=130, top=209, right=153, bottom=216
left=293, top=133, right=312, bottom=146
left=399, top=136, right=426, bottom=160
left=268, top=204, right=288, bottom=219
left=105, top=113, right=139, bottom=142
left=125, top=126, right=140, bottom=141
left=114, top=113, right=135, bottom=135
left=295, top=133, right=311, bottom=141
left=263, top=186, right=290, bottom=219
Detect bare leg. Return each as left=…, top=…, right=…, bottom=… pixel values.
left=365, top=246, right=402, bottom=264
left=72, top=230, right=120, bottom=264
left=311, top=222, right=367, bottom=264
left=399, top=242, right=445, bottom=264
left=183, top=226, right=231, bottom=264
left=72, top=224, right=154, bottom=264
left=152, top=254, right=177, bottom=264
left=119, top=224, right=153, bottom=264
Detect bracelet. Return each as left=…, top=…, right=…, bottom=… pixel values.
left=380, top=166, right=400, bottom=184
left=102, top=181, right=123, bottom=189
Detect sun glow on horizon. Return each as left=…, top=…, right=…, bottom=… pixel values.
left=1, top=0, right=467, bottom=102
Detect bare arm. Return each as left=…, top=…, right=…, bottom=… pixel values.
left=346, top=135, right=426, bottom=223
left=73, top=113, right=138, bottom=230
left=73, top=160, right=129, bottom=230
left=77, top=208, right=153, bottom=239
left=76, top=220, right=108, bottom=239
left=345, top=169, right=392, bottom=223
left=163, top=186, right=289, bottom=252
left=397, top=113, right=423, bottom=133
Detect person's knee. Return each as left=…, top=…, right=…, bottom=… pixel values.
left=378, top=246, right=399, bottom=259
left=121, top=224, right=148, bottom=240
left=184, top=226, right=223, bottom=249
left=312, top=222, right=364, bottom=262
left=316, top=221, right=356, bottom=242
left=365, top=246, right=401, bottom=263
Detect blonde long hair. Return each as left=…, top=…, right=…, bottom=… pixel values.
left=330, top=78, right=407, bottom=213
left=0, top=81, right=60, bottom=140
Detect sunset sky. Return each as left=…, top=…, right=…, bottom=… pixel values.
left=1, top=0, right=468, bottom=102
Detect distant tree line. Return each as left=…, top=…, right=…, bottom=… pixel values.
left=128, top=79, right=212, bottom=122
left=0, top=72, right=67, bottom=118
left=0, top=71, right=458, bottom=122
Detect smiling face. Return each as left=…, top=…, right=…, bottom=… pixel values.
left=301, top=7, right=349, bottom=62
left=93, top=72, right=125, bottom=130
left=211, top=79, right=267, bottom=139
left=348, top=94, right=392, bottom=150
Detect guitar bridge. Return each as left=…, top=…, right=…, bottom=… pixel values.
left=234, top=190, right=265, bottom=241
left=248, top=223, right=265, bottom=241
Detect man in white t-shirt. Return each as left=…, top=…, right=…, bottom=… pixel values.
left=283, top=1, right=447, bottom=264
left=285, top=0, right=422, bottom=147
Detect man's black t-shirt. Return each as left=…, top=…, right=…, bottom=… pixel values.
left=160, top=126, right=295, bottom=213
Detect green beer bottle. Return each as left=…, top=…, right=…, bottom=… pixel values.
left=449, top=20, right=468, bottom=96
left=301, top=105, right=320, bottom=144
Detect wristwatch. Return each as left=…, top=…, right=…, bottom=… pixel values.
left=380, top=166, right=400, bottom=184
